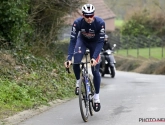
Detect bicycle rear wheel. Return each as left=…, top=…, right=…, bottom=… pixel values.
left=79, top=78, right=89, bottom=122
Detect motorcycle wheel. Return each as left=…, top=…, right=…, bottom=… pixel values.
left=110, top=67, right=115, bottom=78
left=100, top=56, right=105, bottom=77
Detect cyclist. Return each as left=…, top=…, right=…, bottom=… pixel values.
left=64, top=4, right=105, bottom=112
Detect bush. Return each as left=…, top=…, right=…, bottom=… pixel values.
left=0, top=44, right=76, bottom=119
left=120, top=8, right=165, bottom=48
left=121, top=9, right=151, bottom=36
left=0, top=0, right=31, bottom=46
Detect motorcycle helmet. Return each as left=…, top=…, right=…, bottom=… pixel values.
left=104, top=34, right=108, bottom=42
left=82, top=4, right=95, bottom=15
left=105, top=34, right=108, bottom=39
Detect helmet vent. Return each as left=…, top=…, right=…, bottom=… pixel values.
left=82, top=4, right=95, bottom=14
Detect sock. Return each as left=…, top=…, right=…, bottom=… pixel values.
left=76, top=79, right=80, bottom=87
left=94, top=93, right=99, bottom=100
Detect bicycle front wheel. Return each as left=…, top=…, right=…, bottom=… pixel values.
left=79, top=78, right=89, bottom=122
left=88, top=76, right=94, bottom=116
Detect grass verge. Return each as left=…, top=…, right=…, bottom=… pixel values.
left=0, top=45, right=75, bottom=120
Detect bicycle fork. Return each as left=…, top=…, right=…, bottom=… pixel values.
left=86, top=76, right=94, bottom=103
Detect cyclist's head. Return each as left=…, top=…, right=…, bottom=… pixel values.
left=105, top=34, right=108, bottom=41
left=82, top=4, right=95, bottom=15
left=82, top=4, right=95, bottom=24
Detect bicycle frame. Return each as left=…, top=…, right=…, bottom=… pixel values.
left=81, top=64, right=90, bottom=102
left=66, top=49, right=95, bottom=122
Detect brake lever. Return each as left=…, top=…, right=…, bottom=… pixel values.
left=66, top=61, right=71, bottom=73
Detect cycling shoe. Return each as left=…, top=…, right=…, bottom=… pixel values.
left=75, top=87, right=79, bottom=95
left=93, top=99, right=101, bottom=112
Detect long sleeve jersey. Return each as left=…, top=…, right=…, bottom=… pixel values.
left=67, top=16, right=105, bottom=61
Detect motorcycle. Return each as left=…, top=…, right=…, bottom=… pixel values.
left=99, top=44, right=116, bottom=78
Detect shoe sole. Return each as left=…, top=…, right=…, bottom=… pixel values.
left=93, top=102, right=101, bottom=112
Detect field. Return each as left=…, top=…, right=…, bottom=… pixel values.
left=116, top=47, right=165, bottom=60
left=115, top=19, right=124, bottom=28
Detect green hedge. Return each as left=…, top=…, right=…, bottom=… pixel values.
left=120, top=9, right=165, bottom=48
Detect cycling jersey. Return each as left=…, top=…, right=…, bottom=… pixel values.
left=67, top=16, right=105, bottom=61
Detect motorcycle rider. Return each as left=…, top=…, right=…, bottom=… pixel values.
left=100, top=34, right=116, bottom=75
left=103, top=34, right=112, bottom=51
left=103, top=34, right=116, bottom=63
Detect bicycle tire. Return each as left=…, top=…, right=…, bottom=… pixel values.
left=79, top=78, right=89, bottom=122
left=88, top=76, right=94, bottom=116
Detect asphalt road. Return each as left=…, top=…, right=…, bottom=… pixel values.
left=18, top=71, right=165, bottom=125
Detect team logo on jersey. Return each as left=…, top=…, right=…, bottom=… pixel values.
left=89, top=29, right=94, bottom=33
left=100, top=27, right=105, bottom=33
left=81, top=32, right=95, bottom=39
left=72, top=26, right=76, bottom=34
left=81, top=29, right=85, bottom=32
left=72, top=27, right=76, bottom=32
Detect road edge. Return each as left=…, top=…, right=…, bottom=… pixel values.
left=1, top=98, right=75, bottom=125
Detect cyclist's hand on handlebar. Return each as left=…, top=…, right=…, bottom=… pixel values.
left=64, top=60, right=72, bottom=68
left=91, top=58, right=97, bottom=66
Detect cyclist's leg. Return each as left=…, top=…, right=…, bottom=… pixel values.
left=91, top=58, right=101, bottom=95
left=73, top=37, right=86, bottom=94
left=83, top=42, right=101, bottom=94
left=91, top=63, right=101, bottom=94
left=89, top=46, right=101, bottom=112
left=88, top=44, right=101, bottom=94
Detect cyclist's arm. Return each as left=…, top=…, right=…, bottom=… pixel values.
left=67, top=21, right=80, bottom=61
left=92, top=22, right=105, bottom=60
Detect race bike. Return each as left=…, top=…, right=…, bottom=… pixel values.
left=99, top=44, right=116, bottom=78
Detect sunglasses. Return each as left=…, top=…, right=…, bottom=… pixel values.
left=84, top=15, right=94, bottom=18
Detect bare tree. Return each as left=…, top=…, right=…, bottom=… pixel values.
left=104, top=0, right=165, bottom=19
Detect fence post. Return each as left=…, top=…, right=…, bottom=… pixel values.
left=126, top=37, right=128, bottom=56
left=136, top=36, right=139, bottom=58
left=149, top=42, right=150, bottom=59
left=161, top=36, right=165, bottom=59
left=148, top=36, right=151, bottom=59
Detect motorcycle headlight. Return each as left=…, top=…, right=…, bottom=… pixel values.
left=106, top=50, right=112, bottom=54
left=107, top=51, right=111, bottom=54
